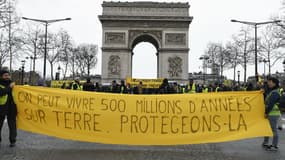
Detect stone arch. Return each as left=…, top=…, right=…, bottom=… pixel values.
left=130, top=33, right=160, bottom=78
left=99, top=1, right=193, bottom=83
left=130, top=32, right=161, bottom=50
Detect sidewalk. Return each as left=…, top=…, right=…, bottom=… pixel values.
left=0, top=123, right=285, bottom=160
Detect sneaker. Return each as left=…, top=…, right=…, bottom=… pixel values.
left=266, top=145, right=278, bottom=151
left=9, top=142, right=15, bottom=148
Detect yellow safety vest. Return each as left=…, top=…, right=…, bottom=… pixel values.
left=0, top=85, right=8, bottom=105
left=120, top=86, right=124, bottom=94
left=188, top=83, right=196, bottom=93
left=215, top=87, right=220, bottom=92
left=266, top=89, right=281, bottom=116
left=202, top=88, right=208, bottom=93
left=182, top=87, right=186, bottom=93
left=279, top=88, right=284, bottom=95
left=72, top=82, right=82, bottom=90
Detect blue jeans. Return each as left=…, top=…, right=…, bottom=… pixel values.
left=264, top=115, right=280, bottom=147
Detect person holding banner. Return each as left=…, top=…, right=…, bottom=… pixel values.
left=0, top=70, right=17, bottom=147
left=262, top=77, right=281, bottom=151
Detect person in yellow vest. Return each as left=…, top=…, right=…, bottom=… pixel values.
left=186, top=79, right=196, bottom=93
left=173, top=82, right=180, bottom=93
left=262, top=77, right=281, bottom=151
left=61, top=82, right=67, bottom=89
left=0, top=70, right=17, bottom=147
left=214, top=83, right=221, bottom=92
left=277, top=87, right=285, bottom=130
left=279, top=87, right=284, bottom=95
left=202, top=85, right=208, bottom=93
left=71, top=77, right=82, bottom=90
left=119, top=80, right=127, bottom=94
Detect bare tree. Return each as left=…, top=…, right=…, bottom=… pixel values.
left=38, top=32, right=61, bottom=80
left=0, top=0, right=20, bottom=71
left=224, top=40, right=243, bottom=81
left=69, top=47, right=77, bottom=79
left=231, top=27, right=254, bottom=82
left=204, top=42, right=232, bottom=82
left=56, top=29, right=74, bottom=79
left=0, top=26, right=23, bottom=69
left=0, top=33, right=9, bottom=68
left=259, top=24, right=283, bottom=75
left=218, top=44, right=232, bottom=79
left=74, top=44, right=98, bottom=77
left=21, top=24, right=43, bottom=73
left=204, top=42, right=220, bottom=78
left=0, top=0, right=18, bottom=29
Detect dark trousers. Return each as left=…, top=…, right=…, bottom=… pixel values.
left=0, top=113, right=17, bottom=143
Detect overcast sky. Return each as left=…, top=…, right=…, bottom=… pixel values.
left=16, top=0, right=283, bottom=80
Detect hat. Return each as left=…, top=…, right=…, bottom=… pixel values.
left=0, top=70, right=9, bottom=76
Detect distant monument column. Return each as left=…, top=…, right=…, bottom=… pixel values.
left=99, top=1, right=193, bottom=83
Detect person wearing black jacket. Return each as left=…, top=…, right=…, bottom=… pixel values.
left=0, top=70, right=17, bottom=147
left=110, top=80, right=120, bottom=93
left=82, top=77, right=95, bottom=92
left=159, top=78, right=173, bottom=94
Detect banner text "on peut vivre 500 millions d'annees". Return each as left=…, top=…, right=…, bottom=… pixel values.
left=14, top=86, right=272, bottom=145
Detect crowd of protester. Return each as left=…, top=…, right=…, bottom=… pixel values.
left=60, top=77, right=278, bottom=94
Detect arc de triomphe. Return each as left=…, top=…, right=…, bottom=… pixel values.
left=99, top=1, right=193, bottom=83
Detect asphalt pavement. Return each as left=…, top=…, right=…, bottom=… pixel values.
left=0, top=120, right=285, bottom=160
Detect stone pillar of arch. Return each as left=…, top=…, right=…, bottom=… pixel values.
left=99, top=1, right=193, bottom=84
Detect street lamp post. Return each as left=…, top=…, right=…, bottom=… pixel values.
left=29, top=56, right=37, bottom=84
left=230, top=19, right=281, bottom=83
left=56, top=65, right=61, bottom=80
left=199, top=55, right=209, bottom=84
left=237, top=70, right=240, bottom=85
left=21, top=60, right=26, bottom=85
left=259, top=59, right=269, bottom=80
left=22, top=17, right=71, bottom=83
left=25, top=56, right=33, bottom=84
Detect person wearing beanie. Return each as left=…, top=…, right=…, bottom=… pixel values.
left=0, top=70, right=17, bottom=147
left=262, top=77, right=281, bottom=151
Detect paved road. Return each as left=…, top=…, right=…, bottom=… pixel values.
left=0, top=121, right=285, bottom=160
